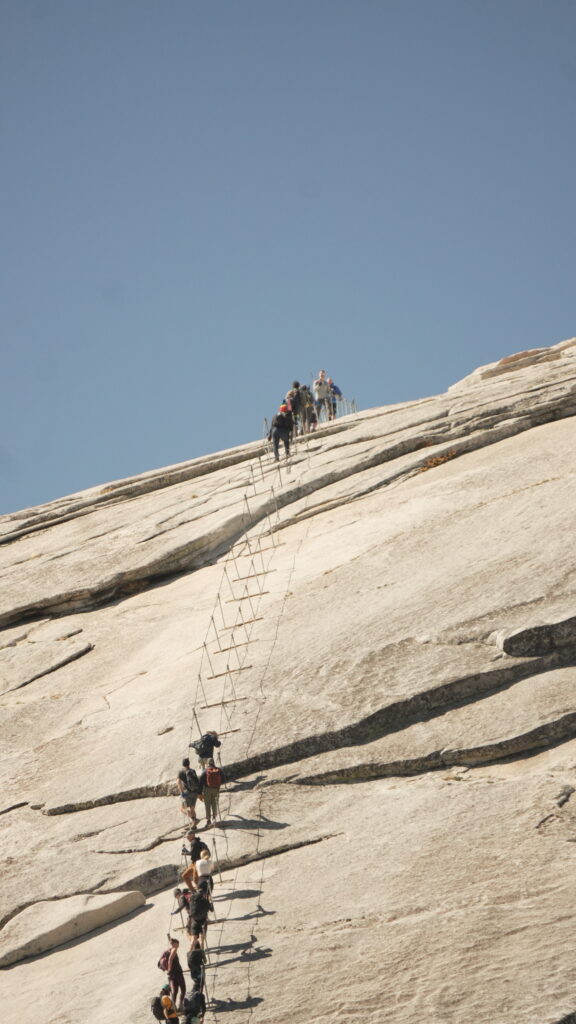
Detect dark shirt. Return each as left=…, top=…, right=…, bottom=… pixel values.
left=184, top=990, right=206, bottom=1020
left=185, top=837, right=209, bottom=861
left=187, top=947, right=206, bottom=971
left=271, top=411, right=294, bottom=433
left=171, top=892, right=191, bottom=916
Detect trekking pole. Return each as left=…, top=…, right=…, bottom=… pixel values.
left=211, top=837, right=223, bottom=884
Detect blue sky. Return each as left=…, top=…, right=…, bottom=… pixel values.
left=2, top=0, right=575, bottom=513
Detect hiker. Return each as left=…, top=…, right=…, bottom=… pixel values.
left=183, top=983, right=207, bottom=1023
left=285, top=381, right=304, bottom=434
left=269, top=403, right=293, bottom=461
left=190, top=730, right=221, bottom=767
left=177, top=758, right=200, bottom=825
left=298, top=384, right=315, bottom=433
left=167, top=938, right=186, bottom=1011
left=183, top=830, right=210, bottom=862
left=327, top=377, right=342, bottom=420
left=199, top=758, right=224, bottom=827
left=313, top=369, right=332, bottom=421
left=187, top=940, right=207, bottom=989
left=159, top=983, right=179, bottom=1021
left=195, top=849, right=214, bottom=893
left=171, top=887, right=192, bottom=920
left=188, top=887, right=213, bottom=950
left=181, top=831, right=210, bottom=893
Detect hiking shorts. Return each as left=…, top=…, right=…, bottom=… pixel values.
left=181, top=792, right=197, bottom=808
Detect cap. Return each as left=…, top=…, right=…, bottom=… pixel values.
left=279, top=404, right=288, bottom=412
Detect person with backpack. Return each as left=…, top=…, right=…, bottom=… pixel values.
left=285, top=381, right=303, bottom=435
left=295, top=385, right=313, bottom=432
left=190, top=731, right=221, bottom=767
left=150, top=989, right=169, bottom=1022
left=159, top=983, right=178, bottom=1021
left=327, top=377, right=342, bottom=420
left=171, top=887, right=193, bottom=922
left=198, top=758, right=224, bottom=827
left=186, top=940, right=206, bottom=989
left=183, top=983, right=206, bottom=1023
left=177, top=758, right=200, bottom=825
left=183, top=830, right=210, bottom=862
left=188, top=887, right=213, bottom=949
left=269, top=403, right=294, bottom=461
left=181, top=829, right=210, bottom=892
left=167, top=937, right=186, bottom=1011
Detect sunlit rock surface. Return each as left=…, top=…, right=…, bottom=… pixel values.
left=1, top=338, right=576, bottom=1023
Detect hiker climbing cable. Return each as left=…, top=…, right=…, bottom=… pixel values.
left=269, top=403, right=294, bottom=461
left=195, top=849, right=214, bottom=893
left=188, top=887, right=213, bottom=949
left=171, top=887, right=193, bottom=919
left=187, top=940, right=207, bottom=989
left=167, top=938, right=186, bottom=1011
left=190, top=731, right=221, bottom=767
left=299, top=383, right=316, bottom=431
left=313, top=369, right=333, bottom=421
left=177, top=758, right=200, bottom=825
left=327, top=377, right=342, bottom=420
left=183, top=983, right=207, bottom=1023
left=285, top=381, right=304, bottom=435
left=159, top=983, right=179, bottom=1021
left=199, top=757, right=224, bottom=827
left=183, top=830, right=210, bottom=861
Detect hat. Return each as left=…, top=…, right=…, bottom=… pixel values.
left=161, top=984, right=170, bottom=992
left=279, top=404, right=288, bottom=412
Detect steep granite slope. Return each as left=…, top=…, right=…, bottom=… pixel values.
left=1, top=338, right=576, bottom=1023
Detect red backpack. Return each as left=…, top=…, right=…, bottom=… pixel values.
left=205, top=764, right=222, bottom=789
left=158, top=949, right=171, bottom=971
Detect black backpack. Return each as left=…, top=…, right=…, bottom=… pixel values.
left=187, top=947, right=204, bottom=972
left=151, top=995, right=165, bottom=1021
left=184, top=990, right=205, bottom=1018
left=186, top=767, right=200, bottom=794
left=190, top=891, right=210, bottom=921
left=193, top=734, right=212, bottom=758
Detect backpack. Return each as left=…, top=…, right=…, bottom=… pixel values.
left=190, top=891, right=210, bottom=921
left=193, top=734, right=212, bottom=758
left=205, top=764, right=222, bottom=789
left=186, top=768, right=200, bottom=794
left=179, top=889, right=192, bottom=911
left=158, top=948, right=171, bottom=971
left=299, top=386, right=313, bottom=408
left=286, top=388, right=302, bottom=414
left=151, top=996, right=165, bottom=1021
left=184, top=990, right=204, bottom=1016
left=187, top=947, right=204, bottom=972
left=274, top=412, right=291, bottom=430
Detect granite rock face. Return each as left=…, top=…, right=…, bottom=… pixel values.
left=1, top=338, right=576, bottom=1023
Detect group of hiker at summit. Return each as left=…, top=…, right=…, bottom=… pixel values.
left=152, top=731, right=224, bottom=1022
left=268, top=370, right=344, bottom=461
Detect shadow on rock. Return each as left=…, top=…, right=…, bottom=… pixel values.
left=210, top=996, right=264, bottom=1013
left=226, top=775, right=267, bottom=792
left=217, top=814, right=289, bottom=831
left=214, top=945, right=273, bottom=968
left=215, top=888, right=262, bottom=901
left=227, top=903, right=276, bottom=922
